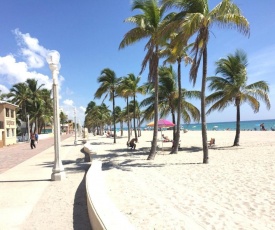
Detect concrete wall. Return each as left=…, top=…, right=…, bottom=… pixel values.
left=84, top=144, right=135, bottom=230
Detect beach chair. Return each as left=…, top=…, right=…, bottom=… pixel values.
left=208, top=138, right=215, bottom=147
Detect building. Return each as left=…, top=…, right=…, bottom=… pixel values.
left=0, top=101, right=18, bottom=148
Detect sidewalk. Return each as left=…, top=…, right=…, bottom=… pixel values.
left=0, top=134, right=91, bottom=230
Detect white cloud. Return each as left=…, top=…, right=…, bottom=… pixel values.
left=0, top=29, right=64, bottom=93
left=79, top=106, right=86, bottom=113
left=0, top=84, right=9, bottom=94
left=63, top=99, right=74, bottom=106
left=0, top=54, right=52, bottom=90
left=13, top=28, right=48, bottom=68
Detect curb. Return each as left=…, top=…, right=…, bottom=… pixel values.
left=84, top=143, right=135, bottom=230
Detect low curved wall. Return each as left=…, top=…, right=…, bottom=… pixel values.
left=84, top=144, right=135, bottom=230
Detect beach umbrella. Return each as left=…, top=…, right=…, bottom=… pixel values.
left=147, top=119, right=175, bottom=150
left=147, top=119, right=175, bottom=128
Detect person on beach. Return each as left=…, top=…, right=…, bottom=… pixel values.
left=30, top=133, right=36, bottom=149
left=128, top=138, right=137, bottom=150
left=162, top=134, right=171, bottom=142
left=260, top=123, right=266, bottom=131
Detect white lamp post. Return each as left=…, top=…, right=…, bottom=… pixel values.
left=47, top=50, right=66, bottom=181
left=74, top=107, right=77, bottom=145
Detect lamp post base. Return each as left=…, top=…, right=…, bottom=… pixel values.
left=51, top=171, right=66, bottom=181
left=74, top=140, right=77, bottom=145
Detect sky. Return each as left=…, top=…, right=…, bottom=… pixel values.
left=0, top=0, right=274, bottom=125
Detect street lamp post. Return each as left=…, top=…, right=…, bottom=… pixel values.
left=47, top=50, right=66, bottom=181
left=74, top=108, right=77, bottom=145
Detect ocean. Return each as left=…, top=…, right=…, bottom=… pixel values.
left=181, top=119, right=275, bottom=131
left=119, top=119, right=275, bottom=132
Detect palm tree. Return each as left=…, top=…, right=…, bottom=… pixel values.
left=117, top=76, right=132, bottom=143
left=85, top=101, right=96, bottom=115
left=6, top=79, right=52, bottom=134
left=206, top=49, right=270, bottom=146
left=84, top=101, right=96, bottom=133
left=162, top=0, right=250, bottom=163
left=125, top=74, right=145, bottom=141
left=94, top=68, right=119, bottom=143
left=6, top=82, right=30, bottom=123
left=114, top=106, right=124, bottom=136
left=37, top=88, right=53, bottom=133
left=85, top=102, right=111, bottom=135
left=25, top=79, right=45, bottom=133
left=161, top=37, right=193, bottom=153
left=0, top=90, right=6, bottom=100
left=120, top=0, right=169, bottom=160
left=141, top=65, right=200, bottom=142
left=60, top=111, right=68, bottom=132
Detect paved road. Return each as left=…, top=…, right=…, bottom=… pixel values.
left=0, top=133, right=72, bottom=174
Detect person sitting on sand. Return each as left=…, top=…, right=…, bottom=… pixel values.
left=162, top=134, right=171, bottom=142
left=260, top=123, right=266, bottom=131
left=127, top=138, right=137, bottom=150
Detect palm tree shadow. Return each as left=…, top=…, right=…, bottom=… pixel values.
left=180, top=146, right=203, bottom=152
left=73, top=171, right=92, bottom=230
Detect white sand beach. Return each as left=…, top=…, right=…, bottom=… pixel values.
left=90, top=130, right=275, bottom=230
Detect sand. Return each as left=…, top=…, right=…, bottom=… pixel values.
left=89, top=130, right=275, bottom=230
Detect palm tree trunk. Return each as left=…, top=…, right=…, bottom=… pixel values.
left=148, top=52, right=159, bottom=160
left=127, top=97, right=130, bottom=142
left=120, top=121, right=123, bottom=137
left=133, top=95, right=138, bottom=141
left=171, top=110, right=176, bottom=140
left=202, top=47, right=209, bottom=164
left=233, top=102, right=241, bottom=146
left=171, top=58, right=182, bottom=154
left=148, top=78, right=159, bottom=160
left=112, top=92, right=116, bottom=143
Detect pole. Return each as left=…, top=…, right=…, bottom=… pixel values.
left=48, top=51, right=65, bottom=181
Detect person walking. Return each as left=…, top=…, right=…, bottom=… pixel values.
left=30, top=133, right=36, bottom=149
left=35, top=133, right=39, bottom=143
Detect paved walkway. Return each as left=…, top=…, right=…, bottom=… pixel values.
left=0, top=134, right=92, bottom=230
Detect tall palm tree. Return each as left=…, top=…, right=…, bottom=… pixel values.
left=141, top=65, right=200, bottom=141
left=117, top=76, right=134, bottom=142
left=125, top=74, right=145, bottom=141
left=25, top=78, right=45, bottom=133
left=114, top=106, right=124, bottom=137
left=161, top=38, right=193, bottom=153
left=94, top=68, right=119, bottom=143
left=206, top=49, right=270, bottom=146
left=60, top=111, right=68, bottom=131
left=6, top=79, right=52, bottom=134
left=0, top=90, right=6, bottom=100
left=85, top=103, right=111, bottom=135
left=120, top=0, right=168, bottom=160
left=37, top=88, right=53, bottom=133
left=85, top=101, right=96, bottom=115
left=6, top=82, right=30, bottom=125
left=162, top=0, right=250, bottom=163
left=84, top=101, right=96, bottom=133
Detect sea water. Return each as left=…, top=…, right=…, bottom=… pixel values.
left=182, top=119, right=275, bottom=131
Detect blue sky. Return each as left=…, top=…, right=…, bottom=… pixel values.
left=0, top=0, right=274, bottom=125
